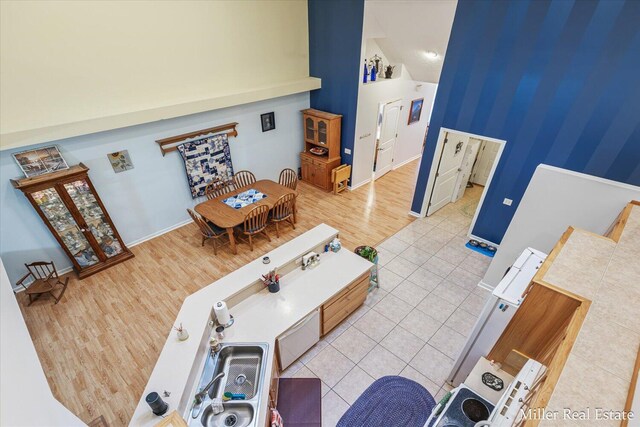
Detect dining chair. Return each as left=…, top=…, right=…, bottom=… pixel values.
left=278, top=168, right=299, bottom=223
left=16, top=261, right=69, bottom=305
left=204, top=177, right=233, bottom=200
left=235, top=205, right=271, bottom=251
left=278, top=168, right=298, bottom=190
left=187, top=209, right=231, bottom=255
left=269, top=193, right=296, bottom=238
left=233, top=170, right=257, bottom=188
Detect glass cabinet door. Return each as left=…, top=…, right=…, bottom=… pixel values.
left=31, top=187, right=99, bottom=267
left=317, top=119, right=328, bottom=145
left=305, top=116, right=316, bottom=143
left=63, top=179, right=124, bottom=258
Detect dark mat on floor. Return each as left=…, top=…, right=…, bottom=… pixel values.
left=338, top=376, right=436, bottom=427
left=277, top=377, right=321, bottom=427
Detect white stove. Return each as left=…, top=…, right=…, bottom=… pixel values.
left=426, top=358, right=545, bottom=427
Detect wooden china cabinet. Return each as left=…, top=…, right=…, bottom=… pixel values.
left=11, top=163, right=133, bottom=279
left=300, top=108, right=342, bottom=191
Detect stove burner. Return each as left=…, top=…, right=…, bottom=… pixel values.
left=462, top=398, right=490, bottom=422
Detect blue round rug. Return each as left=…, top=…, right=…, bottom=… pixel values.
left=337, top=376, right=436, bottom=427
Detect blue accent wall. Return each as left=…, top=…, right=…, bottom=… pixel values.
left=308, top=0, right=365, bottom=167
left=411, top=0, right=640, bottom=244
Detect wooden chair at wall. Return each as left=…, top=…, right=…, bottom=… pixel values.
left=204, top=177, right=233, bottom=200
left=279, top=168, right=298, bottom=190
left=187, top=208, right=231, bottom=255
left=235, top=205, right=271, bottom=251
left=16, top=261, right=69, bottom=305
left=269, top=193, right=296, bottom=238
left=233, top=170, right=257, bottom=189
left=278, top=168, right=299, bottom=223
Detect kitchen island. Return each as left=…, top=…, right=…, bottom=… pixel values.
left=129, top=224, right=373, bottom=427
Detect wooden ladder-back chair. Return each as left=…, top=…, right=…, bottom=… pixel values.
left=236, top=205, right=271, bottom=251
left=278, top=168, right=298, bottom=190
left=233, top=170, right=257, bottom=189
left=187, top=209, right=230, bottom=255
left=270, top=193, right=296, bottom=238
left=16, top=261, right=69, bottom=305
left=204, top=177, right=233, bottom=200
left=278, top=168, right=299, bottom=223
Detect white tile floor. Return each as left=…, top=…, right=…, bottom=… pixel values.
left=280, top=203, right=494, bottom=426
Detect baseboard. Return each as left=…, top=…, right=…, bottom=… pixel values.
left=12, top=218, right=194, bottom=292
left=348, top=178, right=371, bottom=191
left=477, top=280, right=495, bottom=292
left=126, top=218, right=192, bottom=247
left=393, top=154, right=422, bottom=170
left=409, top=210, right=422, bottom=218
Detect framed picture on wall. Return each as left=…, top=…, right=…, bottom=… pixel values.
left=261, top=112, right=276, bottom=132
left=408, top=98, right=424, bottom=125
left=107, top=150, right=134, bottom=173
left=13, top=146, right=69, bottom=178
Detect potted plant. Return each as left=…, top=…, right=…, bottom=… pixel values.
left=174, top=323, right=189, bottom=341
left=262, top=268, right=280, bottom=293
left=355, top=245, right=378, bottom=263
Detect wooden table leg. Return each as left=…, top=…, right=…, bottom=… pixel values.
left=227, top=227, right=238, bottom=254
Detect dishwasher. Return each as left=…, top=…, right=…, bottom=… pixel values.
left=277, top=309, right=320, bottom=370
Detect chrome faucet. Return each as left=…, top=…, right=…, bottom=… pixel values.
left=191, top=372, right=226, bottom=418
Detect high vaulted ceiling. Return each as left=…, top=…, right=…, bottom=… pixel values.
left=364, top=0, right=458, bottom=84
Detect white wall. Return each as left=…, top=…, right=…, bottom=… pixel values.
left=483, top=165, right=640, bottom=288
left=0, top=258, right=85, bottom=426
left=0, top=93, right=308, bottom=285
left=0, top=1, right=315, bottom=149
left=352, top=50, right=437, bottom=187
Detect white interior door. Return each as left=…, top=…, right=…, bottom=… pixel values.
left=374, top=100, right=401, bottom=179
left=452, top=139, right=480, bottom=202
left=471, top=140, right=500, bottom=186
left=427, top=132, right=469, bottom=215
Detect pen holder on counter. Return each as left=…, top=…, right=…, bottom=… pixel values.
left=267, top=280, right=280, bottom=293
left=262, top=268, right=280, bottom=293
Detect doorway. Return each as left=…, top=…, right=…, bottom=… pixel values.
left=373, top=99, right=402, bottom=180
left=422, top=128, right=505, bottom=244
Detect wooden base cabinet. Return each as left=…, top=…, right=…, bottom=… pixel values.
left=300, top=153, right=341, bottom=192
left=11, top=163, right=134, bottom=279
left=300, top=109, right=342, bottom=192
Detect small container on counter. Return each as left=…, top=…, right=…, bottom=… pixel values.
left=215, top=325, right=225, bottom=340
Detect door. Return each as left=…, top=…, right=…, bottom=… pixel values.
left=427, top=132, right=469, bottom=215
left=63, top=179, right=125, bottom=259
left=452, top=139, right=480, bottom=202
left=471, top=140, right=500, bottom=186
left=304, top=115, right=317, bottom=144
left=277, top=309, right=320, bottom=370
left=30, top=186, right=101, bottom=269
left=374, top=100, right=401, bottom=179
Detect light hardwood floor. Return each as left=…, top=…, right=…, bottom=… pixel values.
left=17, top=160, right=421, bottom=426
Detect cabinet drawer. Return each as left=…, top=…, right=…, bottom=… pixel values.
left=322, top=289, right=367, bottom=335
left=323, top=281, right=367, bottom=321
left=324, top=274, right=368, bottom=310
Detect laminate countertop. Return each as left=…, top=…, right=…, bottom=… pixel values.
left=539, top=203, right=640, bottom=426
left=129, top=223, right=373, bottom=427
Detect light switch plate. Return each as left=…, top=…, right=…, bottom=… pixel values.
left=503, top=198, right=513, bottom=206
left=344, top=148, right=352, bottom=155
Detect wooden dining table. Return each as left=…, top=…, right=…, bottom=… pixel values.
left=195, top=179, right=297, bottom=254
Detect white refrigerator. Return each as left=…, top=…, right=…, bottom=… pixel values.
left=448, top=248, right=547, bottom=386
